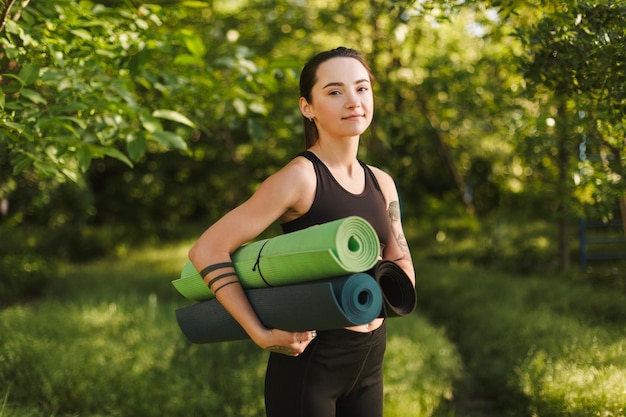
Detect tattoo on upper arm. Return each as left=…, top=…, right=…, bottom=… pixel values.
left=389, top=201, right=401, bottom=222
left=388, top=200, right=410, bottom=260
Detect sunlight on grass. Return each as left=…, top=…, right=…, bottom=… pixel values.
left=384, top=316, right=461, bottom=417
left=1, top=243, right=459, bottom=417
left=419, top=260, right=626, bottom=417
left=521, top=337, right=626, bottom=417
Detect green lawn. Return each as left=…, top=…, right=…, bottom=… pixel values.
left=0, top=241, right=461, bottom=417
left=2, top=235, right=625, bottom=417
left=418, top=261, right=626, bottom=417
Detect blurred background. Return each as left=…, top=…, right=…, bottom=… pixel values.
left=1, top=0, right=625, bottom=275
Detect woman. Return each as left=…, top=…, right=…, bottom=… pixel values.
left=188, top=46, right=415, bottom=417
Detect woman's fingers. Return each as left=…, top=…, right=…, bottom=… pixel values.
left=265, top=330, right=318, bottom=356
left=297, top=330, right=317, bottom=344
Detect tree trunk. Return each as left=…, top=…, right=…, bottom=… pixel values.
left=619, top=195, right=626, bottom=238
left=556, top=100, right=571, bottom=271
left=417, top=96, right=475, bottom=215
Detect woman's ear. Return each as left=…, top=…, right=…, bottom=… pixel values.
left=299, top=96, right=312, bottom=119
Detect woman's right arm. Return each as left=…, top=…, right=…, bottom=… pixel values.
left=188, top=158, right=316, bottom=355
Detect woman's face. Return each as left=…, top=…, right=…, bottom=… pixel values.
left=301, top=57, right=374, bottom=141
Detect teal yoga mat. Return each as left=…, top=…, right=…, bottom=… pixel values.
left=175, top=273, right=383, bottom=344
left=172, top=216, right=380, bottom=301
left=370, top=260, right=417, bottom=318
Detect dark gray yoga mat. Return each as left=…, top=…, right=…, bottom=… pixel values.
left=370, top=260, right=417, bottom=318
left=175, top=273, right=383, bottom=344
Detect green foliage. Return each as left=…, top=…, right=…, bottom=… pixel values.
left=0, top=254, right=56, bottom=305
left=0, top=0, right=195, bottom=184
left=514, top=0, right=626, bottom=215
left=1, top=0, right=625, bottom=275
left=413, top=207, right=564, bottom=275
left=0, top=241, right=460, bottom=417
left=418, top=261, right=626, bottom=417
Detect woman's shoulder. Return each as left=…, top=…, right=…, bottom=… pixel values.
left=365, top=164, right=399, bottom=206
left=285, top=153, right=316, bottom=173
left=267, top=153, right=316, bottom=188
left=366, top=164, right=395, bottom=188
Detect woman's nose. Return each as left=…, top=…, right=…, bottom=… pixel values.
left=345, top=92, right=360, bottom=108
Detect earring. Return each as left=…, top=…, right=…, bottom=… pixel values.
left=308, top=117, right=314, bottom=123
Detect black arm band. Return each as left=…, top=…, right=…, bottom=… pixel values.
left=199, top=262, right=234, bottom=279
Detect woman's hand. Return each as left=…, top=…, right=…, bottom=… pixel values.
left=255, top=328, right=317, bottom=357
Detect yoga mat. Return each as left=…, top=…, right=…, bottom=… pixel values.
left=370, top=260, right=417, bottom=318
left=172, top=216, right=380, bottom=301
left=175, top=273, right=383, bottom=344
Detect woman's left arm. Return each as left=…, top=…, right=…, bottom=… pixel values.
left=372, top=167, right=416, bottom=286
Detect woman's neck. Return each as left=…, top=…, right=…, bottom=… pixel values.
left=309, top=136, right=360, bottom=169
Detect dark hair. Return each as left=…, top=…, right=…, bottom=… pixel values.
left=299, top=47, right=374, bottom=149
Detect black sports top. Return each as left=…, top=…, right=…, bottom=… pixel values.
left=280, top=151, right=390, bottom=249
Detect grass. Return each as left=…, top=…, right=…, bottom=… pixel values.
left=0, top=240, right=461, bottom=417
left=418, top=261, right=626, bottom=417
left=3, top=214, right=625, bottom=417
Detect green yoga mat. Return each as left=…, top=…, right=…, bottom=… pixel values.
left=175, top=273, right=383, bottom=344
left=172, top=216, right=380, bottom=300
left=370, top=260, right=417, bottom=318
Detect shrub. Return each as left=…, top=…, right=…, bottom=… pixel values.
left=0, top=254, right=57, bottom=305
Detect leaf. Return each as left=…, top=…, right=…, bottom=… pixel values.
left=70, top=29, right=93, bottom=41
left=127, top=133, right=146, bottom=161
left=1, top=73, right=24, bottom=86
left=140, top=113, right=163, bottom=133
left=152, top=109, right=196, bottom=128
left=181, top=1, right=210, bottom=7
left=248, top=101, right=268, bottom=115
left=96, top=146, right=134, bottom=167
left=110, top=82, right=137, bottom=105
left=61, top=167, right=79, bottom=183
left=18, top=63, right=40, bottom=86
left=182, top=32, right=206, bottom=57
left=2, top=121, right=26, bottom=132
left=56, top=116, right=88, bottom=130
left=77, top=146, right=92, bottom=172
left=149, top=130, right=188, bottom=151
left=247, top=119, right=265, bottom=141
left=173, top=54, right=205, bottom=67
left=33, top=160, right=57, bottom=176
left=12, top=156, right=33, bottom=175
left=232, top=98, right=247, bottom=116
left=4, top=20, right=21, bottom=34
left=20, top=89, right=47, bottom=105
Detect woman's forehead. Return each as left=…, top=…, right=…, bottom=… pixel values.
left=315, top=57, right=370, bottom=85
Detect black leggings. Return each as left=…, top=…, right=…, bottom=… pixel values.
left=264, top=322, right=386, bottom=417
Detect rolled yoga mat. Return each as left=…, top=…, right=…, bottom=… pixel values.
left=371, top=260, right=417, bottom=318
left=172, top=216, right=380, bottom=301
left=175, top=273, right=383, bottom=344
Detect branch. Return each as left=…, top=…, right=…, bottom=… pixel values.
left=0, top=0, right=29, bottom=34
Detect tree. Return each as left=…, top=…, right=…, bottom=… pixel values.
left=0, top=0, right=284, bottom=233
left=0, top=0, right=195, bottom=186
left=513, top=0, right=626, bottom=270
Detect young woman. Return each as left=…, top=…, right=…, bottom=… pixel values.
left=188, top=46, right=415, bottom=417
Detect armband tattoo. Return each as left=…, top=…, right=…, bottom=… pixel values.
left=212, top=280, right=240, bottom=295
left=199, top=262, right=234, bottom=279
left=207, top=272, right=238, bottom=288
